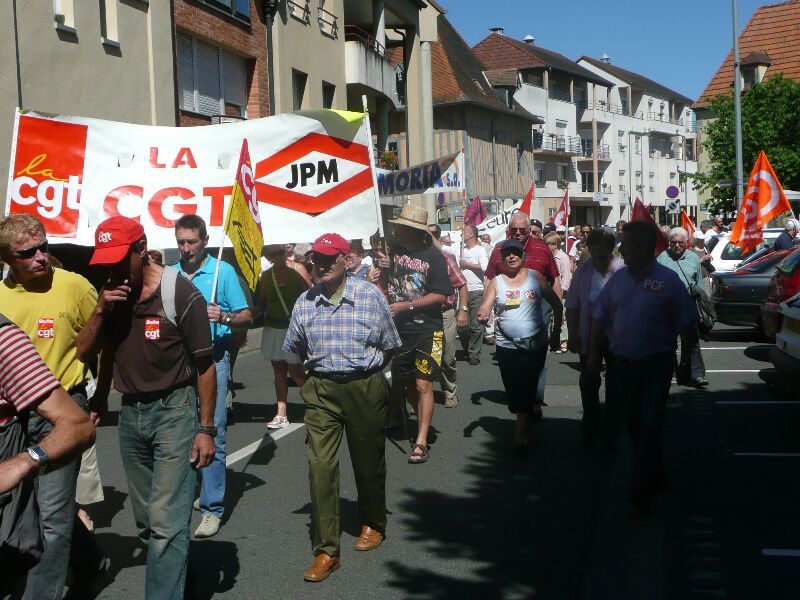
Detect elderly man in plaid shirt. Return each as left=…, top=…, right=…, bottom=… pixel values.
left=283, top=233, right=401, bottom=584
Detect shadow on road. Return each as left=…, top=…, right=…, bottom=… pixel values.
left=185, top=540, right=240, bottom=599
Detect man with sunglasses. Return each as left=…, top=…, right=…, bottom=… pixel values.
left=172, top=214, right=252, bottom=539
left=569, top=224, right=593, bottom=271
left=657, top=226, right=708, bottom=389
left=75, top=216, right=217, bottom=599
left=283, top=233, right=401, bottom=582
left=0, top=214, right=99, bottom=600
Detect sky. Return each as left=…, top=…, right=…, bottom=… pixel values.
left=438, top=0, right=767, bottom=101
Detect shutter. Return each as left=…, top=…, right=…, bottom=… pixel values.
left=221, top=50, right=247, bottom=113
left=196, top=40, right=221, bottom=116
left=176, top=33, right=195, bottom=112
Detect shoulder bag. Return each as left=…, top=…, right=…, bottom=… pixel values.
left=675, top=258, right=716, bottom=340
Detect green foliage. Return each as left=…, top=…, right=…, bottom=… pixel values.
left=694, top=74, right=800, bottom=215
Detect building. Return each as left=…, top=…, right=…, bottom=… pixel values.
left=387, top=15, right=540, bottom=226
left=1, top=1, right=176, bottom=207
left=694, top=0, right=800, bottom=216
left=173, top=0, right=271, bottom=125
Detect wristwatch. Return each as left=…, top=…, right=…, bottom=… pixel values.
left=408, top=301, right=415, bottom=312
left=26, top=446, right=49, bottom=475
left=220, top=312, right=232, bottom=325
left=460, top=305, right=469, bottom=312
left=198, top=425, right=218, bottom=438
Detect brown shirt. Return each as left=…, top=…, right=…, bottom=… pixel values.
left=105, top=272, right=212, bottom=394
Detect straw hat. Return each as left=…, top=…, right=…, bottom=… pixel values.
left=389, top=204, right=429, bottom=232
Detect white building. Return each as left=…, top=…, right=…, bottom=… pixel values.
left=472, top=29, right=698, bottom=226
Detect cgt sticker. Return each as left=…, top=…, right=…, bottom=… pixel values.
left=37, top=318, right=55, bottom=339
left=144, top=318, right=161, bottom=341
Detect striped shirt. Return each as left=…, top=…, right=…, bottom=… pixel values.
left=283, top=276, right=401, bottom=374
left=0, top=320, right=60, bottom=424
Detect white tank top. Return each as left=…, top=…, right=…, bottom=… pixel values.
left=494, top=269, right=547, bottom=350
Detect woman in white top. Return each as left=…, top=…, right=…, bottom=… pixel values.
left=477, top=240, right=562, bottom=451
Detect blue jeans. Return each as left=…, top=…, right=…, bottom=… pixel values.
left=198, top=343, right=229, bottom=518
left=23, top=389, right=87, bottom=600
left=119, top=386, right=197, bottom=600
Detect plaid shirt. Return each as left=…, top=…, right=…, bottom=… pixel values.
left=441, top=250, right=467, bottom=310
left=283, top=276, right=401, bottom=373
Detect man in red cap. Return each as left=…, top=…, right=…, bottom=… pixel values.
left=76, top=215, right=217, bottom=599
left=283, top=233, right=401, bottom=583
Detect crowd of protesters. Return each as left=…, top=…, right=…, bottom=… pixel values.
left=3, top=203, right=784, bottom=597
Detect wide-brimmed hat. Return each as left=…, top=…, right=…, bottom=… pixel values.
left=389, top=204, right=429, bottom=232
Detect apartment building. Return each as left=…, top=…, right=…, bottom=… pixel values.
left=471, top=29, right=697, bottom=226
left=1, top=1, right=176, bottom=205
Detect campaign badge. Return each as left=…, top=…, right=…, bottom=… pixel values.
left=37, top=318, right=55, bottom=339
left=505, top=289, right=521, bottom=307
left=144, top=318, right=161, bottom=341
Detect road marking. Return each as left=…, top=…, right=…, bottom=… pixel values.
left=226, top=423, right=305, bottom=467
left=706, top=370, right=760, bottom=373
left=716, top=401, right=799, bottom=405
left=734, top=452, right=800, bottom=458
left=762, top=549, right=800, bottom=558
left=700, top=347, right=748, bottom=350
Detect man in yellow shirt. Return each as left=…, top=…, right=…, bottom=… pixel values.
left=0, top=214, right=98, bottom=600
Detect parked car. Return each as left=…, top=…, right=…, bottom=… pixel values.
left=769, top=292, right=800, bottom=386
left=710, top=247, right=796, bottom=328
left=760, top=248, right=800, bottom=340
left=706, top=229, right=782, bottom=273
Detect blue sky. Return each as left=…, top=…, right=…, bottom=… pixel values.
left=438, top=0, right=765, bottom=101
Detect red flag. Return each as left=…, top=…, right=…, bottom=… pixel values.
left=631, top=197, right=668, bottom=254
left=681, top=209, right=696, bottom=239
left=551, top=188, right=570, bottom=228
left=519, top=181, right=534, bottom=216
left=730, top=150, right=792, bottom=253
left=463, top=196, right=487, bottom=226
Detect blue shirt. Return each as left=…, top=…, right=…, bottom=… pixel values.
left=656, top=249, right=702, bottom=290
left=176, top=255, right=248, bottom=342
left=283, top=276, right=401, bottom=374
left=591, top=261, right=698, bottom=360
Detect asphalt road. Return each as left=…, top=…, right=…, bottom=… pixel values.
left=76, top=325, right=800, bottom=599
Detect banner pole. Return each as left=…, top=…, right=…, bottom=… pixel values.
left=362, top=95, right=384, bottom=237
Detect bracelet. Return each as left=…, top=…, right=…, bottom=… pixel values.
left=198, top=425, right=218, bottom=438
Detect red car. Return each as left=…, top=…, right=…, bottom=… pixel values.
left=761, top=247, right=800, bottom=340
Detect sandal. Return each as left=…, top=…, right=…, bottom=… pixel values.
left=408, top=443, right=429, bottom=464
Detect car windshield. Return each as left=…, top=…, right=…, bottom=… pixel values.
left=777, top=248, right=800, bottom=275
left=705, top=236, right=720, bottom=253
left=722, top=239, right=773, bottom=262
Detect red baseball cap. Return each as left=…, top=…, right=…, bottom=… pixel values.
left=89, top=216, right=145, bottom=265
left=311, top=233, right=349, bottom=256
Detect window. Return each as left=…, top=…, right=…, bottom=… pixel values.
left=634, top=134, right=641, bottom=155
left=649, top=172, right=655, bottom=179
left=525, top=72, right=543, bottom=87
left=322, top=82, right=335, bottom=109
left=548, top=208, right=556, bottom=220
left=557, top=164, right=569, bottom=182
left=53, top=0, right=76, bottom=33
left=635, top=170, right=641, bottom=179
left=177, top=33, right=248, bottom=118
left=670, top=172, right=676, bottom=180
left=618, top=130, right=625, bottom=138
left=292, top=70, right=308, bottom=111
left=99, top=0, right=119, bottom=46
left=197, top=0, right=250, bottom=21
left=620, top=92, right=629, bottom=115
left=516, top=142, right=525, bottom=174
left=581, top=173, right=594, bottom=193
left=534, top=163, right=544, bottom=186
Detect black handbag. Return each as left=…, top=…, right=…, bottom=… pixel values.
left=675, top=259, right=716, bottom=340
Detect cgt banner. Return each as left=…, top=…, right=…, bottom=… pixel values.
left=5, top=109, right=382, bottom=246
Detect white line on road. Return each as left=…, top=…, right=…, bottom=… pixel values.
left=226, top=423, right=305, bottom=467
left=734, top=452, right=800, bottom=458
left=700, top=347, right=749, bottom=350
left=762, top=549, right=800, bottom=558
left=706, top=370, right=760, bottom=373
left=716, top=401, right=799, bottom=405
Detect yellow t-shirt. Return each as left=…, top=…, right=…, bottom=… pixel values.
left=0, top=268, right=97, bottom=390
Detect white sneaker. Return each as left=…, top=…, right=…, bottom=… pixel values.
left=194, top=514, right=220, bottom=538
left=266, top=415, right=290, bottom=430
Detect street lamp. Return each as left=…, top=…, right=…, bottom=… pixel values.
left=732, top=0, right=745, bottom=207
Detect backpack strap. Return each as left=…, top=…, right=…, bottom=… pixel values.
left=159, top=266, right=180, bottom=328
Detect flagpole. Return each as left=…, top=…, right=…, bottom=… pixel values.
left=362, top=95, right=384, bottom=237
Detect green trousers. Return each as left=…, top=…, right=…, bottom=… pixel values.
left=302, top=371, right=389, bottom=557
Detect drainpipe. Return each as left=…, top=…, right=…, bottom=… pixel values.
left=264, top=0, right=279, bottom=114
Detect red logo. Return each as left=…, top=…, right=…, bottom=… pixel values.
left=37, top=318, right=55, bottom=339
left=144, top=318, right=161, bottom=341
left=254, top=133, right=372, bottom=215
left=9, top=116, right=88, bottom=238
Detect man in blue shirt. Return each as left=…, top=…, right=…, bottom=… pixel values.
left=657, top=226, right=708, bottom=388
left=588, top=220, right=698, bottom=511
left=174, top=215, right=251, bottom=538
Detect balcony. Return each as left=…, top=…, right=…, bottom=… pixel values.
left=533, top=132, right=581, bottom=156
left=344, top=25, right=400, bottom=108
left=577, top=143, right=612, bottom=163
left=548, top=88, right=572, bottom=103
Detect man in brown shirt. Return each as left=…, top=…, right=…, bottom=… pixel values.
left=76, top=216, right=216, bottom=599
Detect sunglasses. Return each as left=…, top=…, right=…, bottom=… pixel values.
left=14, top=240, right=48, bottom=259
left=311, top=252, right=343, bottom=266
left=508, top=227, right=528, bottom=234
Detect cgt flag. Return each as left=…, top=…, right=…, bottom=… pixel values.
left=222, top=139, right=263, bottom=293
left=730, top=150, right=792, bottom=253
left=464, top=196, right=487, bottom=226
left=551, top=188, right=570, bottom=228
left=681, top=209, right=696, bottom=239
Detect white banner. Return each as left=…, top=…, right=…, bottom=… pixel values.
left=376, top=151, right=464, bottom=198
left=5, top=109, right=382, bottom=247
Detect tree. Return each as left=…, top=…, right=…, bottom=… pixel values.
left=694, top=74, right=800, bottom=216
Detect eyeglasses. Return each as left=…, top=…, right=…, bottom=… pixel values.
left=508, top=227, right=528, bottom=234
left=14, top=240, right=48, bottom=259
left=669, top=240, right=687, bottom=246
left=311, top=252, right=343, bottom=266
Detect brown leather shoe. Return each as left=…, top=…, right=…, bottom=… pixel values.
left=353, top=525, right=383, bottom=551
left=303, top=553, right=340, bottom=582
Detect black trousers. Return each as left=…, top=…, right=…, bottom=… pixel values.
left=578, top=343, right=621, bottom=439
left=496, top=345, right=548, bottom=414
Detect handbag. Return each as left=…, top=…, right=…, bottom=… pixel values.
left=495, top=319, right=546, bottom=352
left=675, top=258, right=716, bottom=340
